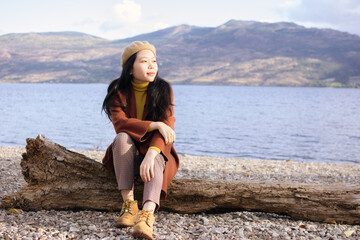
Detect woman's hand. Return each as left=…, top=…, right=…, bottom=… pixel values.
left=150, top=122, right=176, bottom=144
left=140, top=148, right=158, bottom=182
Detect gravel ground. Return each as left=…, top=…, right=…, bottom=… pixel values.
left=0, top=146, right=359, bottom=240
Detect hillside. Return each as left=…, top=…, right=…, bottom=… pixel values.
left=1, top=20, right=360, bottom=87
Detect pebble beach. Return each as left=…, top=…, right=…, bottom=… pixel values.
left=0, top=146, right=359, bottom=240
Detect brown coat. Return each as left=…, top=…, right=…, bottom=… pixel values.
left=102, top=86, right=179, bottom=199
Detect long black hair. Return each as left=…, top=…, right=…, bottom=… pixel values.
left=102, top=52, right=172, bottom=122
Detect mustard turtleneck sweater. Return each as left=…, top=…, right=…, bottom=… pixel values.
left=131, top=81, right=161, bottom=154
left=132, top=81, right=149, bottom=120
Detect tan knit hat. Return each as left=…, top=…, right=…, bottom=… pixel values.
left=121, top=41, right=156, bottom=67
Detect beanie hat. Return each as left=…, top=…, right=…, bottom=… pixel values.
left=121, top=41, right=156, bottom=67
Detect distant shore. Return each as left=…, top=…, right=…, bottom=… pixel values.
left=1, top=82, right=360, bottom=88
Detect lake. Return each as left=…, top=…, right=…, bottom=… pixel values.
left=0, top=83, right=359, bottom=164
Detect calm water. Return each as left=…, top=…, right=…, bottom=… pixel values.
left=0, top=83, right=359, bottom=164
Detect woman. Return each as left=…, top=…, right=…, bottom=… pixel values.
left=102, top=41, right=179, bottom=240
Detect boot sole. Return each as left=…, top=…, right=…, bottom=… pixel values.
left=115, top=222, right=135, bottom=228
left=132, top=230, right=153, bottom=240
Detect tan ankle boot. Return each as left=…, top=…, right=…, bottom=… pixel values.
left=115, top=199, right=139, bottom=227
left=132, top=210, right=155, bottom=240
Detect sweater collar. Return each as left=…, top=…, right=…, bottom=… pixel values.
left=131, top=81, right=149, bottom=92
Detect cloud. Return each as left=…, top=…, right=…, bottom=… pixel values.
left=278, top=0, right=301, bottom=8
left=99, top=21, right=124, bottom=33
left=113, top=0, right=142, bottom=23
left=285, top=0, right=360, bottom=35
left=153, top=22, right=170, bottom=31
left=97, top=0, right=144, bottom=39
left=72, top=18, right=96, bottom=27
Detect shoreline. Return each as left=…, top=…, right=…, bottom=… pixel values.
left=1, top=144, right=359, bottom=164
left=1, top=146, right=359, bottom=239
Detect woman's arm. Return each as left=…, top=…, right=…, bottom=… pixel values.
left=141, top=122, right=174, bottom=182
left=149, top=122, right=176, bottom=145
left=110, top=95, right=153, bottom=142
left=140, top=85, right=176, bottom=182
left=148, top=86, right=176, bottom=149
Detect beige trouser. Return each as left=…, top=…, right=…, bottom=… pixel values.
left=112, top=132, right=165, bottom=208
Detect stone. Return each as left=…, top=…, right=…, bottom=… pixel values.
left=96, top=232, right=107, bottom=238
left=201, top=217, right=209, bottom=225
left=272, top=231, right=280, bottom=237
left=236, top=229, right=245, bottom=238
left=333, top=227, right=342, bottom=235
left=69, top=226, right=80, bottom=232
left=344, top=229, right=355, bottom=237
left=244, top=226, right=253, bottom=232
left=88, top=225, right=97, bottom=231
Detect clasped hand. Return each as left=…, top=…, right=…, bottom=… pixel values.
left=140, top=122, right=175, bottom=182
left=150, top=121, right=176, bottom=145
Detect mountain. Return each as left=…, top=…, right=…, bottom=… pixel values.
left=0, top=32, right=119, bottom=83
left=1, top=20, right=360, bottom=87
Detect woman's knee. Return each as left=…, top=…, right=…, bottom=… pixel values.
left=113, top=132, right=132, bottom=146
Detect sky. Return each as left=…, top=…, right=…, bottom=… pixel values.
left=1, top=0, right=360, bottom=40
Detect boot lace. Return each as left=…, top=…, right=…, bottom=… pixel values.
left=120, top=200, right=134, bottom=215
left=136, top=210, right=152, bottom=225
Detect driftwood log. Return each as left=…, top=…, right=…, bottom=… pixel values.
left=1, top=135, right=359, bottom=225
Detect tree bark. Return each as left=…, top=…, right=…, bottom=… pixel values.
left=1, top=135, right=359, bottom=225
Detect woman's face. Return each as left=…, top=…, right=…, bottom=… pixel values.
left=131, top=50, right=158, bottom=84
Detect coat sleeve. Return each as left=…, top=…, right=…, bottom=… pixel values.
left=149, top=86, right=176, bottom=157
left=110, top=94, right=152, bottom=142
